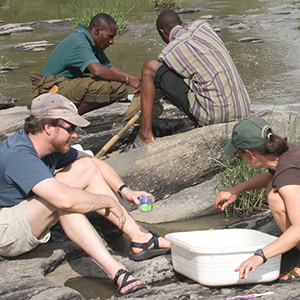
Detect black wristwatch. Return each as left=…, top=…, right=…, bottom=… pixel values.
left=118, top=184, right=129, bottom=198
left=254, top=248, right=267, bottom=264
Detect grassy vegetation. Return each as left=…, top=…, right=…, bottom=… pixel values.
left=0, top=55, right=11, bottom=82
left=69, top=0, right=184, bottom=33
left=151, top=0, right=183, bottom=9
left=71, top=4, right=129, bottom=34
left=215, top=157, right=267, bottom=218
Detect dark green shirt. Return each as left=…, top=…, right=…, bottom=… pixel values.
left=42, top=24, right=112, bottom=79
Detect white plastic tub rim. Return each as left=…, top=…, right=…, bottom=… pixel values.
left=165, top=229, right=281, bottom=286
left=165, top=228, right=278, bottom=254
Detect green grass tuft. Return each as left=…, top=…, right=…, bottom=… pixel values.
left=215, top=157, right=268, bottom=218
left=151, top=0, right=183, bottom=9
left=69, top=3, right=128, bottom=34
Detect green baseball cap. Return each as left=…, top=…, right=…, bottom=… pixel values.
left=224, top=116, right=272, bottom=156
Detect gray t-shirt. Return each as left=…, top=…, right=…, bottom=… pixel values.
left=0, top=130, right=78, bottom=208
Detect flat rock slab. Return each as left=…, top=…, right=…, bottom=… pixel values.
left=1, top=212, right=298, bottom=300
left=14, top=40, right=55, bottom=52
left=131, top=176, right=218, bottom=223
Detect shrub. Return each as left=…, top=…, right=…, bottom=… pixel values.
left=151, top=0, right=183, bottom=9
left=71, top=6, right=128, bottom=34
left=215, top=157, right=268, bottom=218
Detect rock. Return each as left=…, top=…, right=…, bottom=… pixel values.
left=1, top=210, right=295, bottom=300
left=7, top=25, right=35, bottom=33
left=106, top=111, right=300, bottom=202
left=106, top=122, right=228, bottom=200
left=229, top=22, right=252, bottom=30
left=0, top=65, right=18, bottom=74
left=0, top=105, right=28, bottom=140
left=0, top=29, right=10, bottom=36
left=0, top=19, right=72, bottom=36
left=175, top=8, right=201, bottom=14
left=13, top=40, right=55, bottom=52
left=237, top=37, right=265, bottom=43
left=42, top=19, right=72, bottom=25
left=0, top=240, right=85, bottom=300
left=0, top=92, right=19, bottom=110
left=200, top=15, right=214, bottom=20
left=131, top=175, right=219, bottom=223
left=0, top=23, right=35, bottom=35
left=74, top=101, right=194, bottom=157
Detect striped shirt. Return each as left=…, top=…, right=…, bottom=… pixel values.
left=159, top=21, right=251, bottom=125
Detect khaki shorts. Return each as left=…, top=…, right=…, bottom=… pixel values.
left=0, top=201, right=51, bottom=257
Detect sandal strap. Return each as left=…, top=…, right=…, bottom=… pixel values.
left=130, top=231, right=159, bottom=250
left=113, top=268, right=138, bottom=290
left=287, top=268, right=300, bottom=279
left=114, top=268, right=127, bottom=286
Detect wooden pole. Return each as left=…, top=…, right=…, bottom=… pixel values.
left=48, top=85, right=58, bottom=93
left=95, top=112, right=140, bottom=158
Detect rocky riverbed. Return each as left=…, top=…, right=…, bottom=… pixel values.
left=1, top=101, right=300, bottom=299
left=1, top=2, right=300, bottom=298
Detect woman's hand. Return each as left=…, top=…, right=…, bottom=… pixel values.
left=235, top=255, right=264, bottom=279
left=214, top=187, right=239, bottom=211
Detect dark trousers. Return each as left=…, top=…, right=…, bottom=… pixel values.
left=154, top=64, right=197, bottom=123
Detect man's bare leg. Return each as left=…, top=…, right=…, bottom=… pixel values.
left=26, top=159, right=146, bottom=293
left=55, top=157, right=170, bottom=252
left=138, top=59, right=161, bottom=144
left=55, top=157, right=169, bottom=279
left=58, top=211, right=140, bottom=286
left=77, top=102, right=103, bottom=115
left=26, top=199, right=141, bottom=293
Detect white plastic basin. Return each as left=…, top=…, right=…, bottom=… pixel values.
left=165, top=229, right=281, bottom=286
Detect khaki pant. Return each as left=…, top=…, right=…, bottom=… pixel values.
left=30, top=72, right=128, bottom=106
left=0, top=201, right=51, bottom=257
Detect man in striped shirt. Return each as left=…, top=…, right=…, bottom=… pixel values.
left=131, top=10, right=251, bottom=147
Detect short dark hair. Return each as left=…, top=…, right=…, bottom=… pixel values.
left=89, top=13, right=116, bottom=30
left=156, top=10, right=181, bottom=33
left=24, top=115, right=59, bottom=134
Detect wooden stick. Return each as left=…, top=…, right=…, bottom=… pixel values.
left=95, top=112, right=140, bottom=158
left=48, top=85, right=58, bottom=93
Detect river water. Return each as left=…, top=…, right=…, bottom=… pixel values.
left=1, top=0, right=300, bottom=298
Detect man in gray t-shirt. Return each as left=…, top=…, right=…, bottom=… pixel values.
left=0, top=93, right=170, bottom=297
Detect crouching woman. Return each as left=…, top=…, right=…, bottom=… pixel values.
left=215, top=116, right=300, bottom=281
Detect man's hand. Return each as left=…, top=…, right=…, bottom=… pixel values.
left=104, top=200, right=126, bottom=229
left=120, top=187, right=154, bottom=206
left=235, top=255, right=264, bottom=279
left=214, top=187, right=239, bottom=211
left=128, top=76, right=141, bottom=94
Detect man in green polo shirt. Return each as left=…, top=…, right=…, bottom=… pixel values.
left=30, top=13, right=140, bottom=115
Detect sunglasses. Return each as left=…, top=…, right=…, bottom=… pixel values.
left=234, top=150, right=243, bottom=160
left=56, top=124, right=77, bottom=134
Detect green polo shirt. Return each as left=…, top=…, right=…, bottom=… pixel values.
left=42, top=24, right=112, bottom=79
